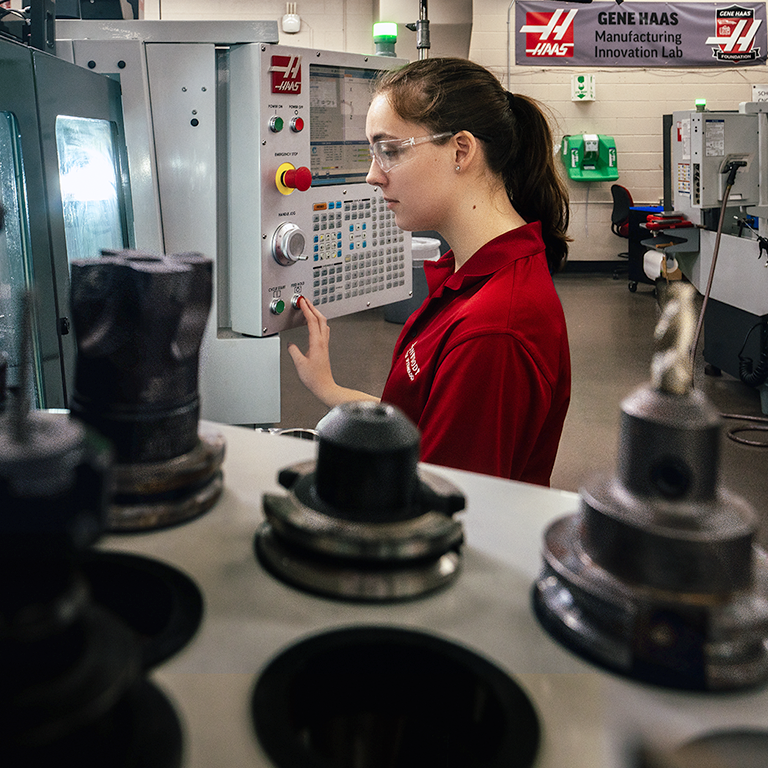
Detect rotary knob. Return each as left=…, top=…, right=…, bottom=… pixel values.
left=272, top=222, right=307, bottom=266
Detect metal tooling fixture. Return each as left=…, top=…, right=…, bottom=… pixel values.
left=69, top=250, right=225, bottom=531
left=0, top=295, right=182, bottom=768
left=534, top=282, right=768, bottom=691
left=257, top=400, right=466, bottom=601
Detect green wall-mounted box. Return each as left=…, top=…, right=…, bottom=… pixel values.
left=561, top=134, right=619, bottom=182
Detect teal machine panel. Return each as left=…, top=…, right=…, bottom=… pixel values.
left=561, top=134, right=618, bottom=182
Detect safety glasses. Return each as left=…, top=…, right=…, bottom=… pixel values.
left=368, top=132, right=453, bottom=173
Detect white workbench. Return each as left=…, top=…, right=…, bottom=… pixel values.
left=99, top=423, right=768, bottom=767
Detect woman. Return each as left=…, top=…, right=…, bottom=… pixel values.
left=288, top=57, right=571, bottom=486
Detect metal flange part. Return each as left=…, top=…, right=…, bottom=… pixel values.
left=108, top=427, right=226, bottom=531
left=257, top=402, right=466, bottom=601
left=534, top=283, right=768, bottom=691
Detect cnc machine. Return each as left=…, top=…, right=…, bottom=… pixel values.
left=670, top=104, right=768, bottom=406
left=56, top=21, right=412, bottom=425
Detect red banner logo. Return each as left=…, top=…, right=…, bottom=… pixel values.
left=520, top=9, right=578, bottom=58
left=706, top=5, right=762, bottom=62
left=270, top=55, right=302, bottom=94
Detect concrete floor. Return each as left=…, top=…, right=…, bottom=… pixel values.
left=275, top=272, right=768, bottom=548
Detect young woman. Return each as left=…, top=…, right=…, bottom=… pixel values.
left=288, top=57, right=571, bottom=486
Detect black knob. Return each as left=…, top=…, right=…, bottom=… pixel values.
left=315, top=401, right=421, bottom=522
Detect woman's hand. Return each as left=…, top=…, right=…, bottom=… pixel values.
left=287, top=297, right=337, bottom=404
left=287, top=296, right=380, bottom=408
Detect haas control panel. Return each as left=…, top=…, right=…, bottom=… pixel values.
left=229, top=45, right=412, bottom=337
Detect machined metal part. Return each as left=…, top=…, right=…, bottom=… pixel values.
left=652, top=280, right=697, bottom=395
left=534, top=282, right=768, bottom=691
left=69, top=250, right=212, bottom=463
left=69, top=250, right=225, bottom=530
left=258, top=401, right=466, bottom=601
left=0, top=298, right=183, bottom=766
left=256, top=523, right=462, bottom=601
left=0, top=294, right=113, bottom=551
left=266, top=460, right=464, bottom=560
left=109, top=426, right=226, bottom=531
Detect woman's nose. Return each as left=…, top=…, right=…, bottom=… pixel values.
left=366, top=157, right=386, bottom=186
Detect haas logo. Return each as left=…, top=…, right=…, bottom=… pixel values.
left=706, top=5, right=762, bottom=63
left=520, top=8, right=578, bottom=58
left=270, top=55, right=302, bottom=94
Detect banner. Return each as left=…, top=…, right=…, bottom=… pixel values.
left=515, top=2, right=767, bottom=67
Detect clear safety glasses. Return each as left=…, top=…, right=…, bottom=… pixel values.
left=368, top=132, right=453, bottom=173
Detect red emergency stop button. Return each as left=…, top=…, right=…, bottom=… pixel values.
left=281, top=166, right=312, bottom=191
left=290, top=116, right=305, bottom=133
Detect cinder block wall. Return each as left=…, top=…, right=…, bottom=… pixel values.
left=141, top=0, right=768, bottom=261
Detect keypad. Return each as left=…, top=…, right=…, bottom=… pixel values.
left=311, top=197, right=407, bottom=305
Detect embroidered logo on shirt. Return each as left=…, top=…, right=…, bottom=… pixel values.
left=405, top=342, right=421, bottom=381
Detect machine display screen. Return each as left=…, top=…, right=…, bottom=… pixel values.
left=309, top=64, right=380, bottom=186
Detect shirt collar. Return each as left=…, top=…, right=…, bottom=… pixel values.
left=424, top=222, right=545, bottom=296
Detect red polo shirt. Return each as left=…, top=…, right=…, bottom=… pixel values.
left=380, top=223, right=571, bottom=485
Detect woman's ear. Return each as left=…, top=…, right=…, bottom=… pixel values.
left=452, top=130, right=479, bottom=169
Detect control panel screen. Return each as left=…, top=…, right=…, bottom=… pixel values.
left=309, top=64, right=379, bottom=186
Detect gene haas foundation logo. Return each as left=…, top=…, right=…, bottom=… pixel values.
left=405, top=342, right=421, bottom=381
left=520, top=8, right=578, bottom=58
left=706, top=5, right=762, bottom=62
left=270, top=55, right=302, bottom=93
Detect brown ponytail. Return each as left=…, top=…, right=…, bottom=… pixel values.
left=375, top=58, right=570, bottom=273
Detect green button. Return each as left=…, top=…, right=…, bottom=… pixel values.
left=270, top=116, right=284, bottom=133
left=271, top=299, right=285, bottom=315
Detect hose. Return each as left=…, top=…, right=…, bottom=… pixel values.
left=688, top=163, right=743, bottom=372
left=722, top=412, right=768, bottom=446
left=738, top=322, right=768, bottom=387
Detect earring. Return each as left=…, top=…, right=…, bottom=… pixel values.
left=455, top=165, right=461, bottom=172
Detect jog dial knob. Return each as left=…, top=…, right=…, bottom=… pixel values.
left=272, top=222, right=307, bottom=266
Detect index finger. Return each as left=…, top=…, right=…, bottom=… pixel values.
left=296, top=295, right=327, bottom=326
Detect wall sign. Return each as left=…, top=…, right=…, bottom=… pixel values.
left=515, top=2, right=767, bottom=67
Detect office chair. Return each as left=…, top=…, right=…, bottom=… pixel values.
left=610, top=183, right=633, bottom=240
left=610, top=184, right=633, bottom=281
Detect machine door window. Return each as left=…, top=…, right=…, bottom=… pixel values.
left=0, top=110, right=43, bottom=405
left=55, top=115, right=125, bottom=263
